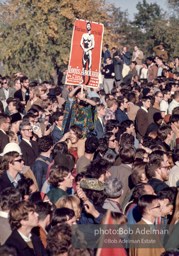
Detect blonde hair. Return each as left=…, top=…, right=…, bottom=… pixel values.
left=55, top=195, right=81, bottom=220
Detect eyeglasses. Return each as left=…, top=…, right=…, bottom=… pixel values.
left=22, top=128, right=32, bottom=131
left=14, top=158, right=23, bottom=163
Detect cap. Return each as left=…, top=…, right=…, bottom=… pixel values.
left=0, top=143, right=22, bottom=156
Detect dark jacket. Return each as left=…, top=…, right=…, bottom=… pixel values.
left=0, top=171, right=25, bottom=193
left=19, top=139, right=39, bottom=167
left=0, top=130, right=9, bottom=153
left=94, top=118, right=105, bottom=139
left=116, top=108, right=129, bottom=124
left=148, top=178, right=169, bottom=193
left=5, top=229, right=47, bottom=256
left=51, top=125, right=63, bottom=144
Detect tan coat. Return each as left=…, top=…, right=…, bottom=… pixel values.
left=129, top=219, right=165, bottom=256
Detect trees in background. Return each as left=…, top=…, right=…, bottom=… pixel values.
left=0, top=0, right=178, bottom=80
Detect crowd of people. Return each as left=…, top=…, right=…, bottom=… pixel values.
left=0, top=43, right=178, bottom=256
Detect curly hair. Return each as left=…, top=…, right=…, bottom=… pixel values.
left=38, top=135, right=53, bottom=152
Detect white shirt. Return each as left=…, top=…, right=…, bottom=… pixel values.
left=168, top=161, right=179, bottom=187
left=22, top=138, right=32, bottom=147
left=160, top=99, right=169, bottom=115
left=168, top=99, right=179, bottom=114
left=0, top=211, right=8, bottom=218
left=18, top=230, right=32, bottom=242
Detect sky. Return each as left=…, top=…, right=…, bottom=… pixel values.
left=107, top=0, right=168, bottom=20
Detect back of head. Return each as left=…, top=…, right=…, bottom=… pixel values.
left=104, top=177, right=123, bottom=198
left=0, top=187, right=21, bottom=211
left=85, top=136, right=99, bottom=154
left=47, top=223, right=72, bottom=256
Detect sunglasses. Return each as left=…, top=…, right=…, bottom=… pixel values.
left=14, top=158, right=23, bottom=163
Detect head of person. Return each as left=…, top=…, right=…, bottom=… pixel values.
left=38, top=135, right=53, bottom=153
left=51, top=207, right=76, bottom=227
left=131, top=162, right=148, bottom=186
left=1, top=77, right=9, bottom=89
left=0, top=113, right=10, bottom=132
left=117, top=96, right=128, bottom=110
left=0, top=187, right=21, bottom=212
left=146, top=150, right=170, bottom=181
left=120, top=120, right=135, bottom=135
left=9, top=201, right=38, bottom=231
left=6, top=98, right=21, bottom=113
left=157, top=188, right=175, bottom=217
left=120, top=146, right=135, bottom=164
left=55, top=195, right=81, bottom=221
left=14, top=77, right=21, bottom=91
left=106, top=57, right=112, bottom=65
left=135, top=148, right=149, bottom=163
left=120, top=133, right=135, bottom=148
left=105, top=120, right=120, bottom=134
left=105, top=131, right=118, bottom=150
left=132, top=183, right=155, bottom=203
left=52, top=111, right=64, bottom=127
left=48, top=165, right=74, bottom=190
left=138, top=194, right=161, bottom=219
left=106, top=98, right=118, bottom=112
left=146, top=56, right=154, bottom=66
left=157, top=124, right=174, bottom=143
left=47, top=224, right=72, bottom=256
left=155, top=91, right=163, bottom=104
left=96, top=103, right=106, bottom=118
left=170, top=114, right=179, bottom=129
left=1, top=151, right=24, bottom=172
left=86, top=158, right=111, bottom=183
left=104, top=177, right=123, bottom=199
left=19, top=120, right=32, bottom=140
left=173, top=91, right=179, bottom=102
left=69, top=125, right=83, bottom=144
left=142, top=96, right=151, bottom=110
left=20, top=76, right=29, bottom=89
left=17, top=178, right=36, bottom=201
left=85, top=136, right=99, bottom=154
left=35, top=201, right=53, bottom=227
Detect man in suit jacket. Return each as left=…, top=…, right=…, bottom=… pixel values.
left=19, top=121, right=39, bottom=167
left=14, top=76, right=30, bottom=111
left=129, top=194, right=164, bottom=256
left=51, top=111, right=64, bottom=144
left=135, top=96, right=151, bottom=140
left=94, top=103, right=106, bottom=139
left=0, top=113, right=10, bottom=153
left=5, top=201, right=47, bottom=256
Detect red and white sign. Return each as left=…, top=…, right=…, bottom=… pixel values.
left=66, top=19, right=104, bottom=88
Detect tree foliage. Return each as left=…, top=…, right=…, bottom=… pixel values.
left=0, top=0, right=107, bottom=80
left=0, top=0, right=178, bottom=80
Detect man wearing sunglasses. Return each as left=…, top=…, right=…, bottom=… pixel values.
left=0, top=151, right=25, bottom=193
